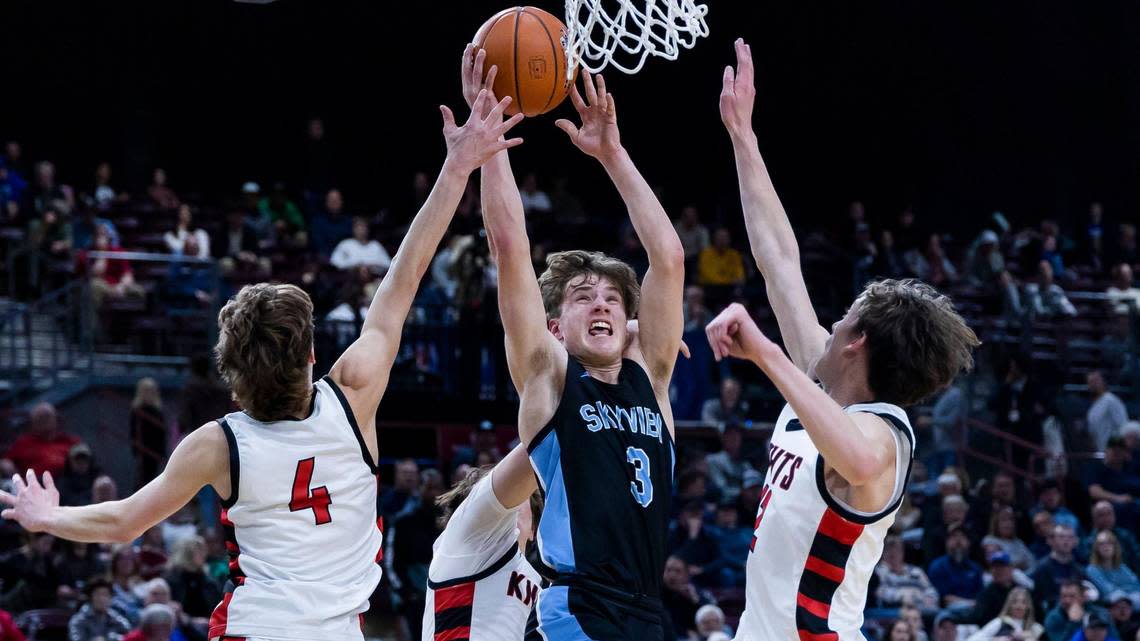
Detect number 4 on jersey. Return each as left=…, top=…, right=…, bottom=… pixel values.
left=290, top=457, right=332, bottom=525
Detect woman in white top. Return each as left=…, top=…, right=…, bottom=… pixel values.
left=164, top=204, right=211, bottom=258
left=967, top=587, right=1044, bottom=641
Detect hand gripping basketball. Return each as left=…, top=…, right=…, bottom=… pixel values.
left=440, top=90, right=525, bottom=176
left=0, top=469, right=60, bottom=533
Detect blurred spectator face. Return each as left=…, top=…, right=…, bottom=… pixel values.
left=1090, top=202, right=1103, bottom=222
left=900, top=607, right=922, bottom=638
left=475, top=428, right=497, bottom=453
left=413, top=172, right=430, bottom=194
left=1037, top=260, right=1054, bottom=285
left=946, top=528, right=969, bottom=559
left=36, top=161, right=56, bottom=187
left=1032, top=511, right=1055, bottom=539
left=995, top=509, right=1016, bottom=539
left=308, top=118, right=324, bottom=141
left=5, top=141, right=20, bottom=163
left=153, top=168, right=167, bottom=187
left=714, top=505, right=738, bottom=529
left=394, top=459, right=420, bottom=493
left=1087, top=371, right=1107, bottom=397
left=933, top=619, right=958, bottom=641
left=926, top=234, right=943, bottom=256
left=1059, top=582, right=1083, bottom=610
left=681, top=206, right=699, bottom=227
left=992, top=473, right=1016, bottom=505
left=685, top=285, right=705, bottom=310
left=1049, top=525, right=1077, bottom=556
left=1095, top=531, right=1117, bottom=562
left=663, top=556, right=689, bottom=591
left=1113, top=264, right=1133, bottom=289
left=991, top=559, right=1013, bottom=585
left=475, top=450, right=496, bottom=466
left=94, top=224, right=112, bottom=249
left=713, top=228, right=731, bottom=250
left=113, top=547, right=140, bottom=577
left=325, top=189, right=343, bottom=215
left=1007, top=589, right=1031, bottom=620
left=451, top=464, right=472, bottom=487
left=30, top=402, right=59, bottom=437
left=1121, top=224, right=1137, bottom=247
left=31, top=532, right=55, bottom=556
left=1039, top=485, right=1062, bottom=510
left=722, top=427, right=742, bottom=458
left=69, top=448, right=92, bottom=474
left=696, top=607, right=725, bottom=636
left=92, top=585, right=113, bottom=612
left=1085, top=624, right=1108, bottom=641
left=352, top=216, right=370, bottom=242
left=942, top=496, right=967, bottom=525
left=882, top=538, right=904, bottom=570
left=177, top=204, right=193, bottom=228
left=93, top=475, right=118, bottom=503
left=1110, top=599, right=1132, bottom=624
left=145, top=580, right=171, bottom=605
left=1092, top=501, right=1116, bottom=531
left=848, top=201, right=865, bottom=222
left=937, top=474, right=962, bottom=497
left=96, top=162, right=112, bottom=184
left=720, top=378, right=741, bottom=410
left=679, top=473, right=706, bottom=501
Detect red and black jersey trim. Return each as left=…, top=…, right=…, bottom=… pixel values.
left=814, top=411, right=914, bottom=525
left=794, top=507, right=864, bottom=641
left=431, top=581, right=476, bottom=641
left=219, top=509, right=247, bottom=587
left=323, top=375, right=380, bottom=474
left=218, top=418, right=240, bottom=508
left=427, top=545, right=517, bottom=589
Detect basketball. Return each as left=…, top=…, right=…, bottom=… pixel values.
left=474, top=7, right=578, bottom=117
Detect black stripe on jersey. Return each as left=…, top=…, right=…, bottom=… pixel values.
left=798, top=566, right=841, bottom=604
left=814, top=411, right=915, bottom=524
left=323, top=375, right=380, bottom=474
left=218, top=418, right=240, bottom=508
left=808, top=532, right=855, bottom=569
left=427, top=546, right=519, bottom=589
left=786, top=419, right=804, bottom=432
left=795, top=606, right=833, bottom=635
left=434, top=605, right=474, bottom=631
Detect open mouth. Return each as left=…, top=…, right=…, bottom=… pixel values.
left=589, top=320, right=613, bottom=337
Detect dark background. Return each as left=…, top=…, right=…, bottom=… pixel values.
left=2, top=1, right=1139, bottom=233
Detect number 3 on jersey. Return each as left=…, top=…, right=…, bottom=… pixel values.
left=290, top=457, right=332, bottom=525
left=626, top=446, right=653, bottom=507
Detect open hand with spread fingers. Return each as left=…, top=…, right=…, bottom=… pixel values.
left=461, top=43, right=500, bottom=118
left=719, top=38, right=756, bottom=142
left=441, top=89, right=526, bottom=177
left=555, top=71, right=623, bottom=163
left=0, top=469, right=60, bottom=533
left=704, top=302, right=778, bottom=364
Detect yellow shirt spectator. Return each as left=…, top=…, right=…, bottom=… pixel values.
left=698, top=229, right=746, bottom=286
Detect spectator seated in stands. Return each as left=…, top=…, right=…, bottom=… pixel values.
left=0, top=164, right=28, bottom=223
left=694, top=604, right=732, bottom=641
left=1107, top=264, right=1140, bottom=316
left=69, top=577, right=133, bottom=641
left=390, top=469, right=444, bottom=641
left=667, top=500, right=722, bottom=588
left=81, top=222, right=145, bottom=306
left=969, top=586, right=1044, bottom=641
left=147, top=168, right=181, bottom=211
left=108, top=546, right=145, bottom=623
left=701, top=378, right=750, bottom=427
left=379, top=459, right=420, bottom=524
left=0, top=607, right=24, bottom=641
left=89, top=161, right=128, bottom=211
left=330, top=215, right=391, bottom=273
left=308, top=188, right=353, bottom=258
left=1, top=402, right=80, bottom=477
left=885, top=618, right=919, bottom=641
left=164, top=237, right=214, bottom=307
left=933, top=612, right=959, bottom=641
left=922, top=494, right=979, bottom=563
left=30, top=160, right=75, bottom=216
left=56, top=541, right=107, bottom=599
left=25, top=205, right=72, bottom=263
left=163, top=536, right=219, bottom=620
left=1032, top=524, right=1085, bottom=615
left=57, top=443, right=100, bottom=506
left=928, top=524, right=984, bottom=612
left=129, top=378, right=168, bottom=487
left=906, top=233, right=959, bottom=288
left=258, top=181, right=306, bottom=247
left=1087, top=438, right=1140, bottom=531
left=674, top=205, right=710, bottom=271
left=214, top=208, right=270, bottom=277
left=1108, top=224, right=1139, bottom=269
left=1087, top=532, right=1140, bottom=610
left=519, top=172, right=552, bottom=216
left=1087, top=373, right=1130, bottom=455
left=707, top=500, right=750, bottom=588
left=1032, top=480, right=1082, bottom=535
left=965, top=551, right=1019, bottom=627
left=72, top=205, right=120, bottom=250
left=163, top=204, right=210, bottom=258
left=1022, top=260, right=1077, bottom=319
left=1107, top=593, right=1139, bottom=641
left=683, top=285, right=710, bottom=333
left=0, top=531, right=61, bottom=612
left=450, top=420, right=503, bottom=469
left=1044, top=580, right=1119, bottom=641
left=874, top=535, right=940, bottom=614
left=983, top=505, right=1036, bottom=571
left=1071, top=611, right=1121, bottom=641
left=696, top=227, right=745, bottom=307
left=1079, top=502, right=1140, bottom=573
left=122, top=603, right=177, bottom=641
left=661, top=556, right=713, bottom=641
left=704, top=422, right=755, bottom=503
left=965, top=229, right=1021, bottom=314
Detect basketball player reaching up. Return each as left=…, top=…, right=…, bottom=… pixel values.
left=465, top=45, right=685, bottom=641
left=708, top=39, right=980, bottom=641
left=1, top=91, right=525, bottom=641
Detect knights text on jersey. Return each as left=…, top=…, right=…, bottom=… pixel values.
left=735, top=402, right=914, bottom=641
left=528, top=357, right=674, bottom=597
left=423, top=473, right=541, bottom=641
left=208, top=376, right=384, bottom=641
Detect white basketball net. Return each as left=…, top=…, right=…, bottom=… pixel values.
left=564, top=0, right=709, bottom=78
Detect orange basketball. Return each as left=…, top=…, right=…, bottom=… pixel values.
left=474, top=7, right=578, bottom=117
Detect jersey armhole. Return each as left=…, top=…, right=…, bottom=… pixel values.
left=218, top=418, right=240, bottom=509
left=323, top=375, right=381, bottom=474
left=813, top=412, right=914, bottom=524
left=426, top=545, right=519, bottom=589
left=525, top=353, right=577, bottom=455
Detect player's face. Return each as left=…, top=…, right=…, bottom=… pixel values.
left=811, top=300, right=864, bottom=388
left=552, top=274, right=627, bottom=366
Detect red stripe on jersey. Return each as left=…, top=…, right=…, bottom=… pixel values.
left=434, top=582, right=475, bottom=612
left=208, top=591, right=235, bottom=638
left=435, top=626, right=471, bottom=641
left=817, top=508, right=864, bottom=546
left=220, top=509, right=234, bottom=527
left=797, top=631, right=839, bottom=641
left=375, top=517, right=384, bottom=563
left=804, top=555, right=846, bottom=583
left=796, top=593, right=832, bottom=620
left=225, top=541, right=238, bottom=553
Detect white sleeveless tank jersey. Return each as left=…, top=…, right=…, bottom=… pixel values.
left=208, top=376, right=384, bottom=641
left=734, top=402, right=914, bottom=641
left=422, top=471, right=541, bottom=641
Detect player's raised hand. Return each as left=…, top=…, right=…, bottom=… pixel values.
left=555, top=71, right=623, bottom=163
left=461, top=44, right=500, bottom=119
left=720, top=38, right=756, bottom=141
left=0, top=469, right=60, bottom=533
left=440, top=90, right=525, bottom=176
left=705, top=303, right=775, bottom=363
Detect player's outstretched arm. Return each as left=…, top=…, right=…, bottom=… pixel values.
left=461, top=45, right=565, bottom=437
left=721, top=39, right=828, bottom=374
left=329, top=89, right=525, bottom=422
left=555, top=72, right=685, bottom=389
left=705, top=304, right=895, bottom=487
left=0, top=423, right=228, bottom=543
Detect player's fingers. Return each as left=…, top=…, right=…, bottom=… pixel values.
left=495, top=111, right=526, bottom=137
left=606, top=93, right=616, bottom=118
left=11, top=474, right=25, bottom=494
left=595, top=73, right=608, bottom=105
left=679, top=340, right=691, bottom=359
left=1, top=509, right=14, bottom=520
left=0, top=489, right=15, bottom=506
left=462, top=43, right=473, bottom=70
left=554, top=119, right=579, bottom=140
left=737, top=39, right=754, bottom=85
left=485, top=64, right=498, bottom=91
left=498, top=137, right=525, bottom=151
left=569, top=85, right=587, bottom=115
left=582, top=70, right=598, bottom=106
left=485, top=95, right=513, bottom=125
left=722, top=65, right=735, bottom=94
left=25, top=469, right=37, bottom=491
left=439, top=105, right=456, bottom=130
left=42, top=471, right=56, bottom=492
left=470, top=89, right=490, bottom=120
left=474, top=47, right=486, bottom=83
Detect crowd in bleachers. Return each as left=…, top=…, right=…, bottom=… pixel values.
left=3, top=126, right=1140, bottom=641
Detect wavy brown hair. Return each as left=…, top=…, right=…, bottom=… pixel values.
left=214, top=284, right=314, bottom=421
left=537, top=250, right=640, bottom=320
left=855, top=279, right=980, bottom=406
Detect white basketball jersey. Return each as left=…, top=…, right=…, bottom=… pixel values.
left=735, top=402, right=914, bottom=641
left=423, top=472, right=541, bottom=641
left=208, top=376, right=384, bottom=641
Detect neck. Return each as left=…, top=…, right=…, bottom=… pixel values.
left=823, top=374, right=875, bottom=407
left=582, top=360, right=622, bottom=384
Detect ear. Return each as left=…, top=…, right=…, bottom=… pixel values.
left=548, top=318, right=563, bottom=341
left=842, top=332, right=867, bottom=357
left=308, top=346, right=317, bottom=365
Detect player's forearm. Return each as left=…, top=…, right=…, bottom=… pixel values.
left=46, top=501, right=138, bottom=544
left=363, top=163, right=467, bottom=335
left=480, top=151, right=530, bottom=262
left=732, top=135, right=801, bottom=275
left=752, top=346, right=885, bottom=485
left=600, top=149, right=684, bottom=268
